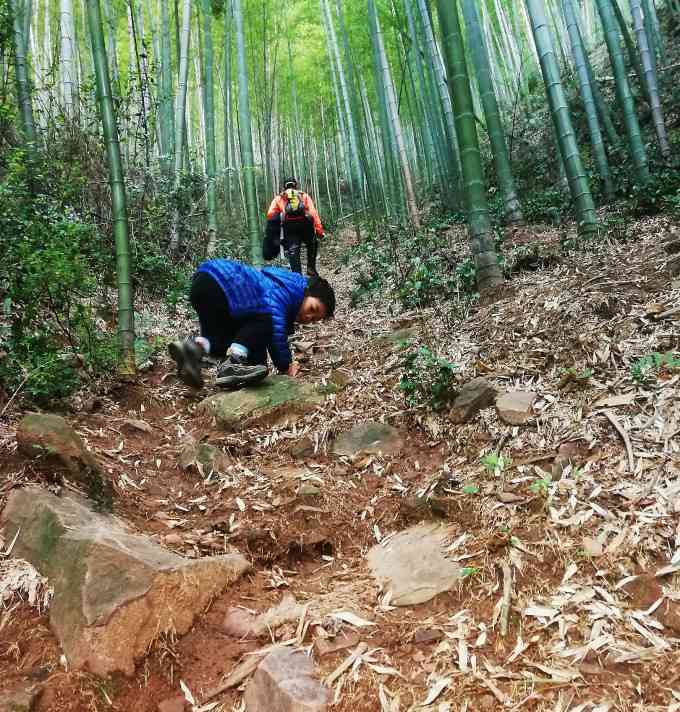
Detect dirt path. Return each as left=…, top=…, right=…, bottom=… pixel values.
left=2, top=219, right=680, bottom=711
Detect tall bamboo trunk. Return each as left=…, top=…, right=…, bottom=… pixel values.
left=629, top=0, right=670, bottom=157
left=10, top=0, right=37, bottom=153
left=462, top=0, right=523, bottom=224
left=201, top=0, right=218, bottom=255
left=436, top=0, right=503, bottom=295
left=595, top=0, right=651, bottom=185
left=233, top=0, right=261, bottom=263
left=86, top=0, right=135, bottom=374
left=159, top=0, right=175, bottom=171
left=368, top=0, right=420, bottom=227
left=562, top=0, right=614, bottom=198
left=525, top=0, right=598, bottom=237
left=169, top=0, right=192, bottom=253
left=60, top=0, right=76, bottom=117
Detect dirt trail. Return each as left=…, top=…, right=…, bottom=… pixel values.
left=2, top=219, right=680, bottom=711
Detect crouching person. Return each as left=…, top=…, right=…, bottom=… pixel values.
left=169, top=259, right=335, bottom=389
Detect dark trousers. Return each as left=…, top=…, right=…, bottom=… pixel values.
left=190, top=272, right=271, bottom=364
left=282, top=219, right=318, bottom=274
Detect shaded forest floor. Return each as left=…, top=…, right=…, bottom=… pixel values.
left=1, top=215, right=680, bottom=711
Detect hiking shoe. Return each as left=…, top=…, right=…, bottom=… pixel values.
left=168, top=338, right=204, bottom=388
left=215, top=358, right=268, bottom=389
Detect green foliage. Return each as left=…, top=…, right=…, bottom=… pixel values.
left=462, top=566, right=481, bottom=577
left=631, top=352, right=680, bottom=384
left=481, top=453, right=511, bottom=474
left=0, top=149, right=117, bottom=406
left=399, top=346, right=458, bottom=410
left=348, top=220, right=479, bottom=308
left=462, top=483, right=480, bottom=494
left=529, top=476, right=551, bottom=495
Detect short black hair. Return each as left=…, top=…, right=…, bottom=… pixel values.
left=283, top=177, right=298, bottom=188
left=305, top=275, right=336, bottom=318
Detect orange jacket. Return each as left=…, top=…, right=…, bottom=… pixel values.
left=266, top=191, right=324, bottom=237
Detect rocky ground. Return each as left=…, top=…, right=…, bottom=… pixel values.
left=1, top=217, right=680, bottom=712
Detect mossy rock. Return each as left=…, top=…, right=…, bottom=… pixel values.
left=199, top=376, right=325, bottom=432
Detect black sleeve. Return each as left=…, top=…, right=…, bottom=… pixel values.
left=262, top=217, right=281, bottom=261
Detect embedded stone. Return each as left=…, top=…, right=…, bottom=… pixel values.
left=495, top=391, right=537, bottom=425
left=448, top=378, right=497, bottom=424
left=199, top=376, right=324, bottom=432
left=1, top=488, right=250, bottom=675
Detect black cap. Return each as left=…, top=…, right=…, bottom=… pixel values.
left=283, top=177, right=298, bottom=188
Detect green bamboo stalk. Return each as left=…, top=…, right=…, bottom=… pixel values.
left=169, top=0, right=191, bottom=253
left=462, top=0, right=523, bottom=224
left=436, top=0, right=503, bottom=294
left=86, top=0, right=135, bottom=374
left=159, top=0, right=174, bottom=170
left=233, top=0, right=261, bottom=263
left=581, top=39, right=621, bottom=147
left=629, top=0, right=670, bottom=157
left=224, top=0, right=234, bottom=211
left=610, top=0, right=647, bottom=96
left=562, top=0, right=614, bottom=198
left=525, top=0, right=599, bottom=236
left=642, top=0, right=665, bottom=64
left=202, top=0, right=218, bottom=255
left=10, top=0, right=37, bottom=153
left=595, top=0, right=651, bottom=185
left=369, top=0, right=419, bottom=226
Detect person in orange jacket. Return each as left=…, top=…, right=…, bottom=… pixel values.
left=265, top=177, right=324, bottom=276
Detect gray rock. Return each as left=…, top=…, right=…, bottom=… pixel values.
left=157, top=697, right=186, bottom=712
left=199, top=376, right=324, bottom=432
left=245, top=647, right=330, bottom=712
left=448, top=378, right=497, bottom=424
left=332, top=422, right=402, bottom=458
left=179, top=439, right=230, bottom=474
left=1, top=488, right=250, bottom=676
left=0, top=682, right=41, bottom=712
left=367, top=523, right=462, bottom=606
left=372, top=327, right=419, bottom=351
left=16, top=413, right=112, bottom=511
left=495, top=391, right=537, bottom=425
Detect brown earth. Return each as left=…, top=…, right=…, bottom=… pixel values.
left=1, top=217, right=680, bottom=711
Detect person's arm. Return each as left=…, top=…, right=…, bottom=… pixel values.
left=266, top=195, right=283, bottom=220
left=268, top=295, right=293, bottom=372
left=304, top=194, right=324, bottom=236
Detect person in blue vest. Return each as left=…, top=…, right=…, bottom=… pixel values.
left=169, top=259, right=336, bottom=389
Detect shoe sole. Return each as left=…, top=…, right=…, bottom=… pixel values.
left=215, top=367, right=268, bottom=389
left=168, top=341, right=204, bottom=389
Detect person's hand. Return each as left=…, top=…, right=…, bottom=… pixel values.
left=287, top=361, right=301, bottom=377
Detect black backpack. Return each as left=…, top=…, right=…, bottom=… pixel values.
left=282, top=188, right=306, bottom=219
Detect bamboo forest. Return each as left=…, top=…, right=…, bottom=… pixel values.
left=1, top=0, right=680, bottom=708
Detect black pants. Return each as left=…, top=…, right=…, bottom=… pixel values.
left=282, top=219, right=318, bottom=274
left=190, top=272, right=271, bottom=364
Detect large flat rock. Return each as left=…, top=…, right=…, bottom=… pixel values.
left=332, top=422, right=403, bottom=458
left=367, top=523, right=462, bottom=606
left=199, top=376, right=324, bottom=431
left=1, top=488, right=250, bottom=675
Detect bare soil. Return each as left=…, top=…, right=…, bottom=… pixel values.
left=1, top=217, right=680, bottom=711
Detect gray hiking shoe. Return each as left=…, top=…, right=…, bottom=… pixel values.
left=215, top=357, right=268, bottom=389
left=168, top=338, right=204, bottom=388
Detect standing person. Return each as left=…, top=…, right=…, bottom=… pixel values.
left=265, top=177, right=324, bottom=276
left=168, top=259, right=335, bottom=389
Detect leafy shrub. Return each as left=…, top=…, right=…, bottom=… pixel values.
left=631, top=352, right=680, bottom=384
left=399, top=346, right=458, bottom=410
left=0, top=149, right=116, bottom=406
